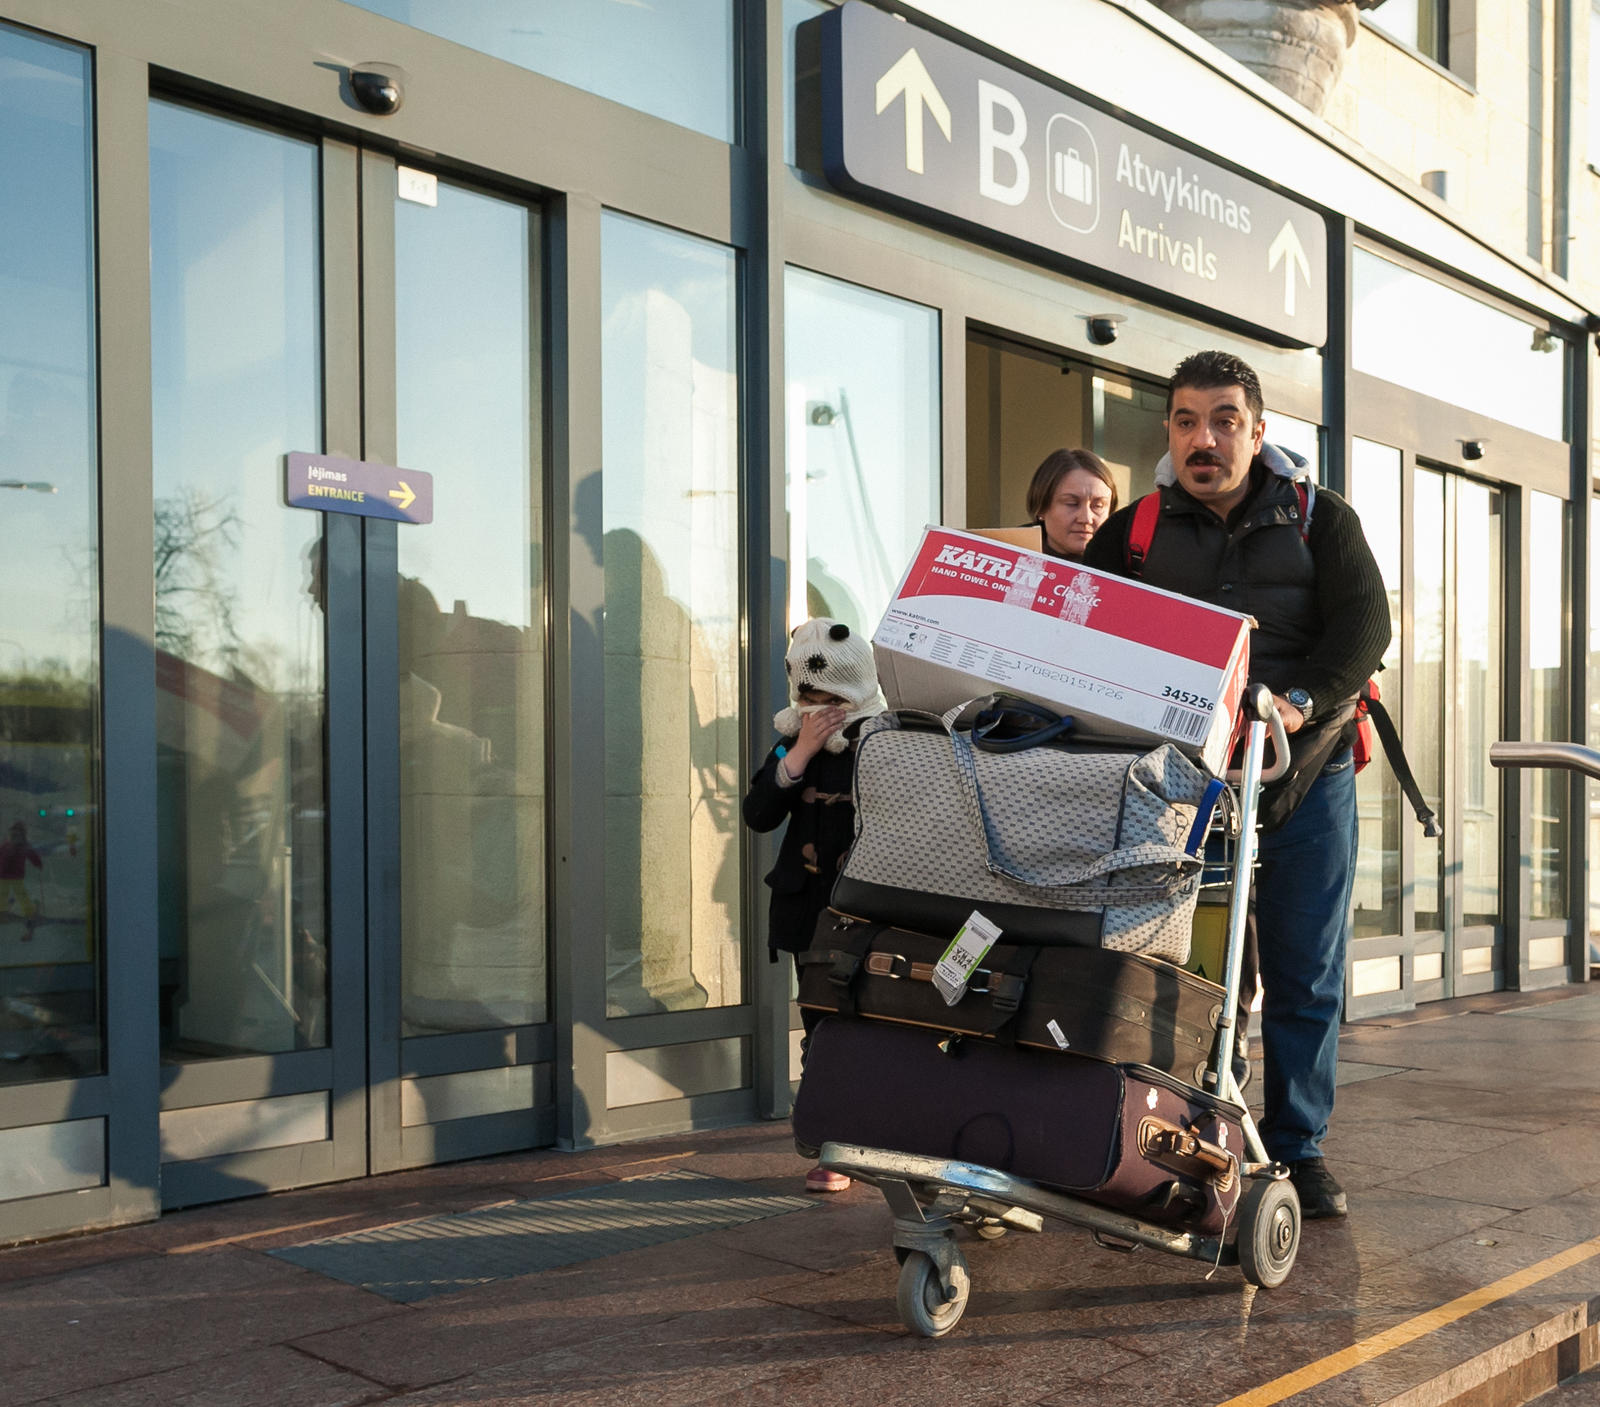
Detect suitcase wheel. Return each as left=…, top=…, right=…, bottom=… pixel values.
left=1237, top=1176, right=1301, bottom=1288
left=897, top=1249, right=971, bottom=1337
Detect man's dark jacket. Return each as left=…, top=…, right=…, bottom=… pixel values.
left=1083, top=462, right=1391, bottom=823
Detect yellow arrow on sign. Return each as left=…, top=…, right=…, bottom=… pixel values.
left=388, top=481, right=416, bottom=511
left=875, top=47, right=951, bottom=175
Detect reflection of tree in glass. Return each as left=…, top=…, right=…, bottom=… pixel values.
left=153, top=487, right=244, bottom=663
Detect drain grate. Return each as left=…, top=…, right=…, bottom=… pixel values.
left=270, top=1169, right=816, bottom=1302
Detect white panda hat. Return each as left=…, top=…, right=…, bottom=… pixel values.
left=773, top=618, right=886, bottom=750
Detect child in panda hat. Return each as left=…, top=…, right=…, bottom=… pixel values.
left=742, top=619, right=885, bottom=1193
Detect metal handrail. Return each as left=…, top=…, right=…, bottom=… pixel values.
left=1489, top=741, right=1600, bottom=782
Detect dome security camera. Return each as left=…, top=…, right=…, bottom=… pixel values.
left=1460, top=439, right=1486, bottom=461
left=350, top=63, right=405, bottom=115
left=1085, top=314, right=1125, bottom=346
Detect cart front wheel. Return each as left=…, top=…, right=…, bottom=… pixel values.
left=896, top=1250, right=970, bottom=1337
left=1237, top=1178, right=1301, bottom=1288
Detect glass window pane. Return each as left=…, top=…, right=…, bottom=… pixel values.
left=1353, top=249, right=1565, bottom=441
left=601, top=214, right=741, bottom=1018
left=1591, top=2, right=1600, bottom=164
left=1528, top=491, right=1567, bottom=919
left=1349, top=440, right=1402, bottom=938
left=1365, top=0, right=1446, bottom=62
left=395, top=179, right=546, bottom=1036
left=342, top=0, right=734, bottom=142
left=1093, top=373, right=1165, bottom=508
left=1458, top=480, right=1502, bottom=926
left=1265, top=412, right=1321, bottom=481
left=150, top=104, right=328, bottom=1059
left=1413, top=469, right=1445, bottom=930
left=0, top=25, right=102, bottom=1084
left=784, top=267, right=939, bottom=634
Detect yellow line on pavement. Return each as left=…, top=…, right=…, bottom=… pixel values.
left=1218, top=1231, right=1600, bottom=1407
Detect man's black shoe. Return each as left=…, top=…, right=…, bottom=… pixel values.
left=1288, top=1158, right=1348, bottom=1219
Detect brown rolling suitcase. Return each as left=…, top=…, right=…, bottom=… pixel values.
left=791, top=1016, right=1244, bottom=1234
left=798, top=908, right=1225, bottom=1087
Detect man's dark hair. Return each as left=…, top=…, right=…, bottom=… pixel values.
left=1167, top=350, right=1264, bottom=422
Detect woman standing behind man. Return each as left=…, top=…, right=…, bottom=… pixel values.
left=1025, top=448, right=1118, bottom=560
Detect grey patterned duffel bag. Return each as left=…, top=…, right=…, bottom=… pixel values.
left=831, top=699, right=1212, bottom=960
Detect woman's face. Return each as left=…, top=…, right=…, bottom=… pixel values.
left=1040, top=467, right=1114, bottom=558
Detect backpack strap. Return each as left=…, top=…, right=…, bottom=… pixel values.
left=1360, top=683, right=1443, bottom=837
left=1125, top=493, right=1162, bottom=576
left=1292, top=480, right=1313, bottom=540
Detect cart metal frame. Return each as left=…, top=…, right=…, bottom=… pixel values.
left=818, top=684, right=1303, bottom=1335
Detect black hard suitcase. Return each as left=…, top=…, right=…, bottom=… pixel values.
left=798, top=909, right=1224, bottom=1087
left=791, top=1016, right=1244, bottom=1234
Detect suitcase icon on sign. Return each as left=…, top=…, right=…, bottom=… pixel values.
left=1055, top=148, right=1093, bottom=206
left=1046, top=114, right=1100, bottom=235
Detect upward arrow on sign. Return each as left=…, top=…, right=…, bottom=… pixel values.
left=875, top=47, right=951, bottom=175
left=1268, top=220, right=1311, bottom=319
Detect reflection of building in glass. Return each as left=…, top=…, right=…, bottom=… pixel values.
left=602, top=222, right=742, bottom=1019
left=400, top=577, right=547, bottom=1034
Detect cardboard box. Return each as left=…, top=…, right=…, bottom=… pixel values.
left=872, top=525, right=1253, bottom=775
left=965, top=525, right=1046, bottom=551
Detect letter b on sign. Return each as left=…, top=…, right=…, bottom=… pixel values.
left=978, top=79, right=1029, bottom=206
left=1046, top=113, right=1099, bottom=234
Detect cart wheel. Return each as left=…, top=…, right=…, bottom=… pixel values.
left=896, top=1250, right=970, bottom=1337
left=974, top=1219, right=1008, bottom=1240
left=1237, top=1178, right=1301, bottom=1288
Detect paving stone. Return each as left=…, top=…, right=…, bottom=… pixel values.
left=0, top=1248, right=404, bottom=1407
left=1384, top=1126, right=1600, bottom=1211
left=293, top=1235, right=817, bottom=1391
left=36, top=1344, right=388, bottom=1407
left=375, top=1299, right=892, bottom=1406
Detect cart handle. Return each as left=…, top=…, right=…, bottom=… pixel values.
left=1489, top=740, right=1600, bottom=783
left=1226, top=685, right=1291, bottom=787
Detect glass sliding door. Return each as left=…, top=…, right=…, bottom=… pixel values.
left=1457, top=481, right=1503, bottom=931
left=149, top=104, right=329, bottom=1064
left=1412, top=469, right=1446, bottom=936
left=0, top=25, right=104, bottom=1087
left=394, top=177, right=547, bottom=1040
left=1346, top=442, right=1510, bottom=1012
left=1349, top=440, right=1403, bottom=942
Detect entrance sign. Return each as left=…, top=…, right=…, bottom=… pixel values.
left=284, top=452, right=434, bottom=525
left=817, top=1, right=1328, bottom=348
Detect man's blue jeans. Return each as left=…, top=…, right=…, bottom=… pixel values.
left=1253, top=747, right=1358, bottom=1164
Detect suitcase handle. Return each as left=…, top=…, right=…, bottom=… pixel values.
left=1138, top=1116, right=1237, bottom=1190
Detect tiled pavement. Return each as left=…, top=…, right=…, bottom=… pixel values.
left=2, top=987, right=1598, bottom=1407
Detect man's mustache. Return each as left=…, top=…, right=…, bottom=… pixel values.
left=1186, top=451, right=1225, bottom=468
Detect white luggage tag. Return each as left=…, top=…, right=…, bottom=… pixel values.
left=933, top=910, right=1003, bottom=1006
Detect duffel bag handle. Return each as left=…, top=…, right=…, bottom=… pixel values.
left=938, top=694, right=1072, bottom=750
left=971, top=695, right=1075, bottom=754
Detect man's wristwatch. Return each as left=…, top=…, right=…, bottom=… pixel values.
left=1285, top=687, right=1313, bottom=721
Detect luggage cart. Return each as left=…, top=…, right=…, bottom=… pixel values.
left=816, top=683, right=1299, bottom=1337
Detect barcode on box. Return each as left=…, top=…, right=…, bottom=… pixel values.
left=1160, top=704, right=1209, bottom=741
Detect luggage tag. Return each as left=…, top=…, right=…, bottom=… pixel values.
left=932, top=910, right=1003, bottom=1006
